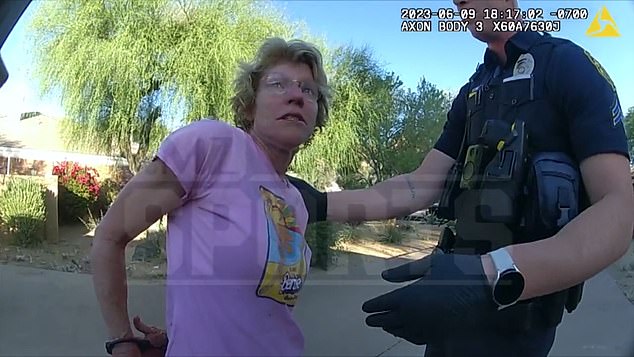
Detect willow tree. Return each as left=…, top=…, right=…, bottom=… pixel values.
left=296, top=45, right=401, bottom=187
left=292, top=45, right=452, bottom=189
left=28, top=0, right=302, bottom=173
left=291, top=45, right=383, bottom=189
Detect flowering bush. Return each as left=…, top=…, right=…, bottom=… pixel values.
left=52, top=161, right=101, bottom=224
left=53, top=161, right=101, bottom=199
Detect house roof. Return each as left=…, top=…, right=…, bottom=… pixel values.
left=0, top=112, right=76, bottom=152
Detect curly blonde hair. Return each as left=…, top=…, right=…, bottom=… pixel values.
left=231, top=37, right=331, bottom=132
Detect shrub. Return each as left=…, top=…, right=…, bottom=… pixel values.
left=78, top=209, right=104, bottom=232
left=52, top=161, right=101, bottom=224
left=305, top=221, right=338, bottom=270
left=0, top=177, right=47, bottom=247
left=88, top=165, right=131, bottom=215
left=92, top=178, right=122, bottom=215
left=109, top=164, right=134, bottom=187
left=335, top=223, right=363, bottom=244
left=379, top=219, right=406, bottom=244
left=421, top=210, right=455, bottom=229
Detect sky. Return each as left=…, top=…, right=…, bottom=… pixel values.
left=0, top=0, right=632, bottom=124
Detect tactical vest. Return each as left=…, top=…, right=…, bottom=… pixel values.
left=439, top=33, right=583, bottom=252
left=438, top=32, right=585, bottom=323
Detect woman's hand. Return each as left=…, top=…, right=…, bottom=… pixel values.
left=132, top=316, right=168, bottom=357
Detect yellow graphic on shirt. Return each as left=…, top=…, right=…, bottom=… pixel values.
left=256, top=186, right=308, bottom=306
left=585, top=6, right=620, bottom=38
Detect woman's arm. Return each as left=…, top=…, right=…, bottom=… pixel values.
left=90, top=158, right=185, bottom=341
left=91, top=119, right=223, bottom=347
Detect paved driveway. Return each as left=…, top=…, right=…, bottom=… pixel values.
left=1, top=251, right=633, bottom=356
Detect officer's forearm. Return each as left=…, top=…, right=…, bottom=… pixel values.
left=326, top=149, right=455, bottom=222
left=506, top=191, right=633, bottom=301
left=326, top=172, right=445, bottom=222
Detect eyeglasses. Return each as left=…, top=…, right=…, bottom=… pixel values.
left=261, top=74, right=320, bottom=102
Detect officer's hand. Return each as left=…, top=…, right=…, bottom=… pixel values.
left=361, top=253, right=496, bottom=345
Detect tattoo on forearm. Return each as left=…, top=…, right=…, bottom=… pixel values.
left=406, top=176, right=416, bottom=199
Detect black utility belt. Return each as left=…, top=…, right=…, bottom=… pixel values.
left=494, top=292, right=568, bottom=332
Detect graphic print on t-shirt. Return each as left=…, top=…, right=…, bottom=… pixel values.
left=256, top=186, right=308, bottom=306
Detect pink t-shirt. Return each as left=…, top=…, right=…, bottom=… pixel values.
left=155, top=119, right=312, bottom=356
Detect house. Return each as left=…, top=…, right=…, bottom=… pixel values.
left=0, top=111, right=129, bottom=179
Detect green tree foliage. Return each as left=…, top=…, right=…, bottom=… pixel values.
left=291, top=45, right=374, bottom=189
left=623, top=106, right=634, bottom=160
left=28, top=0, right=302, bottom=173
left=293, top=45, right=452, bottom=189
left=28, top=0, right=452, bottom=187
left=329, top=45, right=404, bottom=185
left=391, top=78, right=452, bottom=175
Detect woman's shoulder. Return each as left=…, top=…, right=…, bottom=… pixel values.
left=177, top=118, right=241, bottom=136
left=165, top=118, right=249, bottom=146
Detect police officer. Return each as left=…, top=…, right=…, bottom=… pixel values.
left=289, top=0, right=633, bottom=356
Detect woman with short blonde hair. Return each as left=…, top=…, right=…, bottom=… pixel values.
left=92, top=37, right=331, bottom=357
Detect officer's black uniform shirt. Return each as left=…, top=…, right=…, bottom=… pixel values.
left=434, top=30, right=630, bottom=165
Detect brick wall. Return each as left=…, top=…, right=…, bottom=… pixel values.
left=0, top=156, right=48, bottom=176
left=0, top=156, right=133, bottom=187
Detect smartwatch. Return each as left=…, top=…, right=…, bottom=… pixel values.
left=488, top=247, right=525, bottom=309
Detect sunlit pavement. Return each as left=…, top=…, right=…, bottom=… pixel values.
left=1, top=252, right=633, bottom=356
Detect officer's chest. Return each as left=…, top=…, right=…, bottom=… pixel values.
left=465, top=57, right=569, bottom=153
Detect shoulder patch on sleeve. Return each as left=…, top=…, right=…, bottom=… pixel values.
left=583, top=50, right=616, bottom=92
left=582, top=50, right=623, bottom=126
left=611, top=96, right=624, bottom=126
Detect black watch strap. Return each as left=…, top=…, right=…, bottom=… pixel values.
left=105, top=337, right=141, bottom=354
left=106, top=337, right=161, bottom=355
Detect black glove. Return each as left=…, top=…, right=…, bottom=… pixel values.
left=361, top=253, right=497, bottom=345
left=286, top=175, right=327, bottom=224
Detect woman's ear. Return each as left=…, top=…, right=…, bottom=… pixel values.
left=246, top=104, right=255, bottom=125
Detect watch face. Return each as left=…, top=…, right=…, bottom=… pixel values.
left=493, top=270, right=525, bottom=306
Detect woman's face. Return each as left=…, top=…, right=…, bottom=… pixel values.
left=250, top=61, right=320, bottom=151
